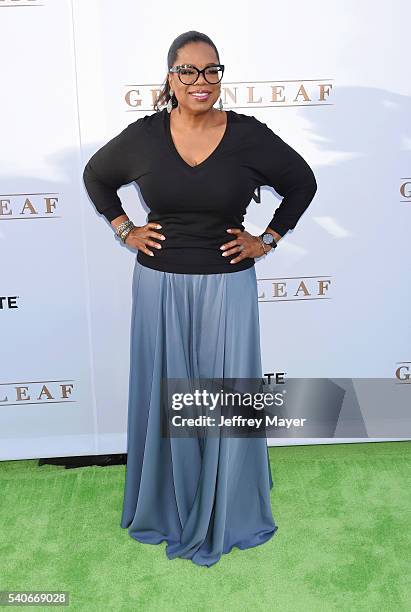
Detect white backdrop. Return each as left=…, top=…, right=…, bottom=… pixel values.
left=1, top=0, right=410, bottom=460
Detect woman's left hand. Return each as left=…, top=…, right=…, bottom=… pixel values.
left=220, top=228, right=269, bottom=264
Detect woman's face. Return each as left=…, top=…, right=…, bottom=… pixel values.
left=168, top=41, right=221, bottom=113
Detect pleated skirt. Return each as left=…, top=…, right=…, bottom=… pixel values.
left=120, top=259, right=278, bottom=567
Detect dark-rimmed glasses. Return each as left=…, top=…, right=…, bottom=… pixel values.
left=169, top=63, right=225, bottom=85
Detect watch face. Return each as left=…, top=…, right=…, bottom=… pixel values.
left=262, top=233, right=275, bottom=245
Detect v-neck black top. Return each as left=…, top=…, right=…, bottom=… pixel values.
left=82, top=107, right=317, bottom=274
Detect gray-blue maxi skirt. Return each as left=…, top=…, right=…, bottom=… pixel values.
left=120, top=259, right=278, bottom=567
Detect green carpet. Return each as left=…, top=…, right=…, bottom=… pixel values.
left=0, top=442, right=409, bottom=611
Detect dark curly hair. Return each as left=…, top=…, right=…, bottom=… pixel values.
left=153, top=30, right=221, bottom=112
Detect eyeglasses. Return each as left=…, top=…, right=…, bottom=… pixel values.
left=168, top=63, right=225, bottom=85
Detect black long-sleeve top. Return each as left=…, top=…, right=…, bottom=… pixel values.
left=82, top=107, right=317, bottom=274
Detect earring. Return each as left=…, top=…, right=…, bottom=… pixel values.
left=167, top=88, right=174, bottom=113
left=218, top=97, right=223, bottom=111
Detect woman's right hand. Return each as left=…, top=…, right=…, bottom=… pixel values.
left=125, top=222, right=166, bottom=256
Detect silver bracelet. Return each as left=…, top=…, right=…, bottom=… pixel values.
left=115, top=219, right=136, bottom=243
left=258, top=236, right=269, bottom=255
left=119, top=225, right=135, bottom=243
left=115, top=219, right=133, bottom=236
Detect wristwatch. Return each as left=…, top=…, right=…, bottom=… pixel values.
left=259, top=232, right=277, bottom=253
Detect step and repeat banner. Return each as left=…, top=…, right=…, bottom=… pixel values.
left=1, top=0, right=410, bottom=460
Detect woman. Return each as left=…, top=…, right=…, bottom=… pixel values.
left=83, top=30, right=317, bottom=567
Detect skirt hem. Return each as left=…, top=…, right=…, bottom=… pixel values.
left=122, top=524, right=279, bottom=568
